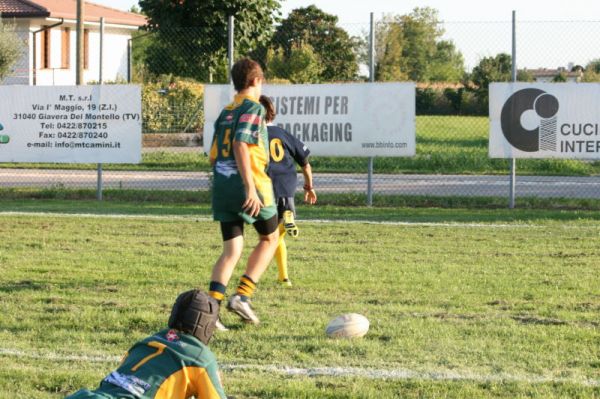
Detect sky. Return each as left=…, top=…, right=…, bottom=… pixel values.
left=93, top=0, right=600, bottom=69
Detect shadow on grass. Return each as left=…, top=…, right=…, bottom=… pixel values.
left=0, top=280, right=50, bottom=293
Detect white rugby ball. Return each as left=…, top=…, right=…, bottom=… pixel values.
left=325, top=313, right=369, bottom=338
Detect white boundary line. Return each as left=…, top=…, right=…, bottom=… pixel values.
left=0, top=211, right=543, bottom=229
left=3, top=210, right=599, bottom=230
left=0, top=348, right=597, bottom=387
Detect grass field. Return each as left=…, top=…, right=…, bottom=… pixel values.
left=0, top=202, right=599, bottom=398
left=2, top=116, right=600, bottom=176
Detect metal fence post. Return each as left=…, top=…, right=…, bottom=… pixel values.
left=97, top=17, right=104, bottom=201
left=228, top=15, right=234, bottom=84
left=76, top=0, right=84, bottom=85
left=509, top=10, right=517, bottom=209
left=127, top=38, right=132, bottom=83
left=367, top=12, right=375, bottom=206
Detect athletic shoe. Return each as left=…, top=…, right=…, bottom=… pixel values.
left=227, top=294, right=260, bottom=324
left=283, top=210, right=299, bottom=238
left=279, top=278, right=292, bottom=287
left=215, top=318, right=229, bottom=331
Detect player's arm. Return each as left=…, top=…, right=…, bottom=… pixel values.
left=286, top=132, right=317, bottom=205
left=233, top=140, right=263, bottom=216
left=209, top=141, right=218, bottom=166
left=233, top=105, right=266, bottom=216
left=301, top=162, right=317, bottom=204
left=209, top=120, right=219, bottom=166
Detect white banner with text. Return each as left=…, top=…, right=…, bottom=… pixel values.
left=204, top=82, right=416, bottom=157
left=0, top=85, right=142, bottom=163
left=490, top=83, right=600, bottom=159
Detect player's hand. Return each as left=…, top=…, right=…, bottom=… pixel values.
left=304, top=188, right=317, bottom=204
left=242, top=189, right=264, bottom=217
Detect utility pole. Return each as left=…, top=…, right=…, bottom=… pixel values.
left=76, top=0, right=84, bottom=84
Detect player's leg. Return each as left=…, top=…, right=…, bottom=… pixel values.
left=282, top=197, right=298, bottom=237
left=274, top=197, right=292, bottom=286
left=209, top=220, right=244, bottom=330
left=274, top=223, right=291, bottom=286
left=227, top=215, right=278, bottom=324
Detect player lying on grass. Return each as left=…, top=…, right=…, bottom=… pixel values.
left=259, top=95, right=317, bottom=286
left=208, top=58, right=279, bottom=327
left=65, top=289, right=229, bottom=399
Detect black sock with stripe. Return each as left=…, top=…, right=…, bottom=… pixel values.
left=208, top=281, right=227, bottom=304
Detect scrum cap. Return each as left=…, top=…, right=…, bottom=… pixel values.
left=168, top=289, right=219, bottom=345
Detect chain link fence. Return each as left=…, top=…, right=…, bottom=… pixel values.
left=1, top=15, right=600, bottom=202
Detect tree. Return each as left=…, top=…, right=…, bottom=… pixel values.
left=552, top=71, right=567, bottom=82
left=0, top=21, right=23, bottom=81
left=265, top=43, right=323, bottom=83
left=586, top=59, right=600, bottom=74
left=269, top=5, right=359, bottom=81
left=399, top=7, right=443, bottom=82
left=517, top=69, right=534, bottom=82
left=469, top=53, right=511, bottom=110
left=582, top=59, right=600, bottom=82
left=426, top=40, right=465, bottom=82
left=138, top=0, right=281, bottom=81
left=375, top=8, right=465, bottom=83
left=375, top=19, right=407, bottom=81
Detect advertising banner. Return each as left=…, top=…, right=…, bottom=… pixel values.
left=204, top=83, right=415, bottom=157
left=0, top=85, right=142, bottom=163
left=490, top=83, right=600, bottom=159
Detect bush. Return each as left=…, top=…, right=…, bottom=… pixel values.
left=142, top=75, right=204, bottom=133
left=416, top=88, right=453, bottom=115
left=0, top=21, right=23, bottom=80
left=416, top=87, right=486, bottom=116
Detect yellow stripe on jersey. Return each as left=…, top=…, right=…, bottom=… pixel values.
left=248, top=137, right=273, bottom=207
left=154, top=366, right=222, bottom=399
left=209, top=138, right=218, bottom=163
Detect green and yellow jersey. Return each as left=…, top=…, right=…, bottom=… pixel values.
left=209, top=94, right=276, bottom=223
left=66, top=329, right=226, bottom=399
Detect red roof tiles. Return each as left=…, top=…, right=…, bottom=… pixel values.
left=0, top=0, right=146, bottom=26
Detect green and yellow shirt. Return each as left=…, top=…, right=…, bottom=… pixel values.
left=65, top=329, right=226, bottom=399
left=209, top=94, right=276, bottom=222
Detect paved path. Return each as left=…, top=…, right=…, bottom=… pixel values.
left=1, top=169, right=599, bottom=198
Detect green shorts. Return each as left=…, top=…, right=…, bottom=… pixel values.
left=213, top=204, right=277, bottom=224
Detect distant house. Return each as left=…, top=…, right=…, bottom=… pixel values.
left=528, top=67, right=584, bottom=83
left=0, top=0, right=146, bottom=85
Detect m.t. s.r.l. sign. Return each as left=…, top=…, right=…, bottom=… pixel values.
left=0, top=85, right=141, bottom=164
left=490, top=83, right=600, bottom=159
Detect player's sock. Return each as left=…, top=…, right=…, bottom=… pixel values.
left=275, top=223, right=289, bottom=282
left=235, top=274, right=256, bottom=302
left=208, top=281, right=227, bottom=304
left=283, top=210, right=299, bottom=237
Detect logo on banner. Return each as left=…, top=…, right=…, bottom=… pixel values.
left=0, top=123, right=9, bottom=144
left=500, top=88, right=559, bottom=152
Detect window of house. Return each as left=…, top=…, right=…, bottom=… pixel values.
left=41, top=26, right=51, bottom=69
left=61, top=27, right=70, bottom=69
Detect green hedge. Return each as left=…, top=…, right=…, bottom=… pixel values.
left=142, top=76, right=204, bottom=133
left=416, top=87, right=487, bottom=116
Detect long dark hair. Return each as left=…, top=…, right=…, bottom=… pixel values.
left=259, top=95, right=276, bottom=123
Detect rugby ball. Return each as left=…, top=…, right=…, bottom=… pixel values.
left=325, top=313, right=369, bottom=338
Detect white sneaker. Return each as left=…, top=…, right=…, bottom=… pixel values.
left=227, top=294, right=260, bottom=324
left=215, top=318, right=229, bottom=331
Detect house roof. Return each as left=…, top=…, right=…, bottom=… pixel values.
left=528, top=68, right=582, bottom=78
left=0, top=0, right=147, bottom=26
